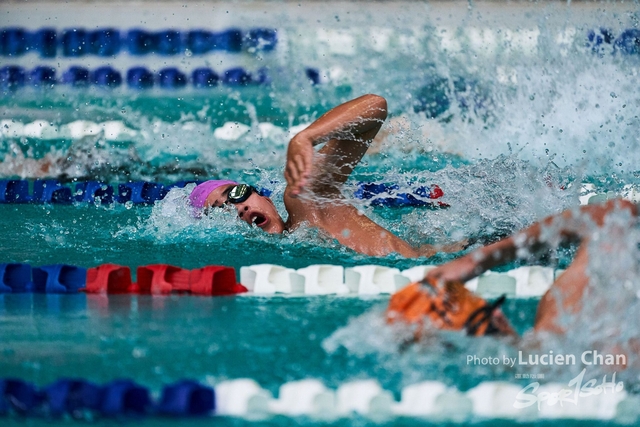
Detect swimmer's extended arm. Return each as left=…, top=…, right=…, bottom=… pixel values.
left=285, top=94, right=387, bottom=196
left=425, top=199, right=638, bottom=285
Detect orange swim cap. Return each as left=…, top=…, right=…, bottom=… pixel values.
left=386, top=278, right=515, bottom=338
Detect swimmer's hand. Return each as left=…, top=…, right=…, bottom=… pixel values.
left=424, top=254, right=484, bottom=287
left=418, top=239, right=469, bottom=257
left=285, top=135, right=314, bottom=196
left=438, top=239, right=470, bottom=253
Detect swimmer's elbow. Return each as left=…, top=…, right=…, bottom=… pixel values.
left=594, top=198, right=637, bottom=216
left=611, top=198, right=638, bottom=216
left=363, top=94, right=388, bottom=120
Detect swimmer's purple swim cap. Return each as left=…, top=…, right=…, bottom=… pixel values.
left=189, top=180, right=238, bottom=208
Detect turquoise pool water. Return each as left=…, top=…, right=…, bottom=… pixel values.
left=2, top=0, right=640, bottom=424
left=0, top=294, right=538, bottom=390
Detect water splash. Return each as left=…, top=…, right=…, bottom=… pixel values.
left=521, top=205, right=640, bottom=390
left=323, top=203, right=640, bottom=390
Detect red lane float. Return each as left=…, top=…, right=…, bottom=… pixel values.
left=137, top=264, right=191, bottom=294
left=85, top=264, right=135, bottom=294
left=83, top=263, right=246, bottom=296
left=190, top=266, right=247, bottom=296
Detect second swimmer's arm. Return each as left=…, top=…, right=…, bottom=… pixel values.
left=425, top=198, right=639, bottom=284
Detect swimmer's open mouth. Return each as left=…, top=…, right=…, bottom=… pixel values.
left=251, top=213, right=268, bottom=228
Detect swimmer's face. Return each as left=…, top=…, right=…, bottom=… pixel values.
left=204, top=184, right=286, bottom=234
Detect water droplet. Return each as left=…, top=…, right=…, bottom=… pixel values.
left=132, top=347, right=147, bottom=358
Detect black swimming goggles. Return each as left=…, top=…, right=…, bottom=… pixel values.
left=226, top=184, right=258, bottom=204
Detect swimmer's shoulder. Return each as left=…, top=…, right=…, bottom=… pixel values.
left=283, top=184, right=344, bottom=227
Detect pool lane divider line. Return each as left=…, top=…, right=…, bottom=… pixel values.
left=0, top=179, right=173, bottom=205
left=2, top=26, right=639, bottom=60
left=0, top=178, right=447, bottom=208
left=0, top=27, right=278, bottom=58
left=0, top=376, right=635, bottom=421
left=2, top=178, right=637, bottom=207
left=1, top=64, right=295, bottom=90
left=0, top=262, right=564, bottom=298
left=0, top=118, right=304, bottom=141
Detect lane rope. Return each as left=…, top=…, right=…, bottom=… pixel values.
left=0, top=262, right=564, bottom=298
left=0, top=376, right=634, bottom=421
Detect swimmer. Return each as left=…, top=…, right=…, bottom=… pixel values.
left=387, top=198, right=638, bottom=337
left=190, top=94, right=466, bottom=258
left=2, top=133, right=209, bottom=182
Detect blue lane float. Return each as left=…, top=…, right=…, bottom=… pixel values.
left=0, top=28, right=29, bottom=56
left=0, top=264, right=33, bottom=293
left=126, top=29, right=157, bottom=55
left=100, top=380, right=152, bottom=417
left=32, top=265, right=87, bottom=294
left=28, top=66, right=56, bottom=87
left=212, top=29, right=243, bottom=52
left=187, top=30, right=214, bottom=54
left=245, top=28, right=277, bottom=51
left=586, top=27, right=615, bottom=53
left=0, top=179, right=30, bottom=203
left=61, top=66, right=90, bottom=86
left=186, top=29, right=244, bottom=54
left=44, top=379, right=102, bottom=417
left=0, top=379, right=44, bottom=416
left=192, top=67, right=219, bottom=88
left=75, top=181, right=115, bottom=204
left=61, top=28, right=88, bottom=57
left=117, top=182, right=169, bottom=204
left=305, top=67, right=321, bottom=85
left=33, top=179, right=72, bottom=203
left=156, top=30, right=183, bottom=56
left=89, top=28, right=121, bottom=56
left=31, top=28, right=57, bottom=58
left=89, top=28, right=122, bottom=56
left=0, top=65, right=26, bottom=89
left=615, top=28, right=640, bottom=55
left=157, top=380, right=215, bottom=417
left=91, top=66, right=122, bottom=88
left=222, top=67, right=253, bottom=86
left=158, top=67, right=187, bottom=89
left=126, top=67, right=154, bottom=89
